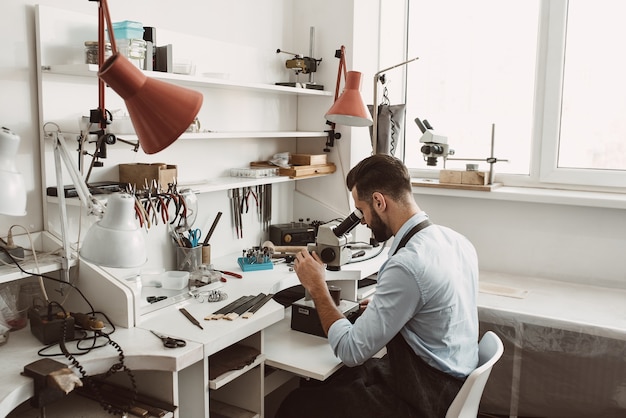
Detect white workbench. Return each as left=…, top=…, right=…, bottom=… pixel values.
left=1, top=326, right=203, bottom=418
left=477, top=271, right=626, bottom=417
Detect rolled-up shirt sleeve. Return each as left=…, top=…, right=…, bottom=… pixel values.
left=327, top=262, right=420, bottom=367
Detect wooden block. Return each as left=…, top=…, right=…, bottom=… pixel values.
left=250, top=161, right=336, bottom=178
left=278, top=163, right=336, bottom=178
left=461, top=170, right=488, bottom=185
left=439, top=170, right=463, bottom=184
left=289, top=154, right=327, bottom=166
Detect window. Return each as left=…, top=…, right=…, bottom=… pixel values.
left=401, top=0, right=626, bottom=191
left=540, top=0, right=626, bottom=188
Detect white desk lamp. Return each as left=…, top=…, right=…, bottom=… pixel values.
left=0, top=126, right=27, bottom=217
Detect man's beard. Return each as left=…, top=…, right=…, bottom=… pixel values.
left=369, top=207, right=392, bottom=242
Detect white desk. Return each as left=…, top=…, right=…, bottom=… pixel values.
left=262, top=248, right=388, bottom=381
left=477, top=271, right=626, bottom=418
left=0, top=326, right=203, bottom=418
left=478, top=271, right=626, bottom=340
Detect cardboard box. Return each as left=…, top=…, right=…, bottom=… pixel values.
left=289, top=154, right=327, bottom=166
left=119, top=163, right=177, bottom=191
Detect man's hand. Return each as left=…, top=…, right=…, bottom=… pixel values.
left=293, top=249, right=344, bottom=335
left=293, top=249, right=326, bottom=296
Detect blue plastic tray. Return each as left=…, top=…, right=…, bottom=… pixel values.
left=237, top=257, right=273, bottom=271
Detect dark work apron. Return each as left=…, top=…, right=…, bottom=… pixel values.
left=275, top=220, right=464, bottom=418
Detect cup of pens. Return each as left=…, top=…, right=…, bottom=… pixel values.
left=176, top=246, right=202, bottom=272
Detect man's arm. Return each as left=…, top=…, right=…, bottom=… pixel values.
left=293, top=249, right=344, bottom=335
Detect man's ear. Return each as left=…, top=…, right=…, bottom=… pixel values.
left=372, top=192, right=386, bottom=210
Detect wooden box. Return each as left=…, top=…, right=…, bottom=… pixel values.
left=439, top=169, right=488, bottom=186
left=119, top=163, right=177, bottom=191
left=289, top=154, right=328, bottom=166
left=250, top=161, right=336, bottom=178
left=278, top=163, right=336, bottom=178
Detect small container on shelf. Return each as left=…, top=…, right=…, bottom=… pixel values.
left=116, top=38, right=147, bottom=69
left=230, top=167, right=278, bottom=178
left=110, top=20, right=145, bottom=40
left=84, top=41, right=112, bottom=65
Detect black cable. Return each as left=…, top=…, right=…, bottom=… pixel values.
left=346, top=240, right=387, bottom=264
left=0, top=246, right=96, bottom=314
left=1, top=245, right=136, bottom=415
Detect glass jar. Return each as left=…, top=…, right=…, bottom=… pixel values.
left=117, top=38, right=147, bottom=69
left=84, top=41, right=112, bottom=65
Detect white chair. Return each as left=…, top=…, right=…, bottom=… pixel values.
left=446, top=331, right=505, bottom=418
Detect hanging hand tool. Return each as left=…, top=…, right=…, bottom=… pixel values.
left=228, top=188, right=241, bottom=239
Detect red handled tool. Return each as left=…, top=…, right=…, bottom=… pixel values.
left=215, top=270, right=242, bottom=279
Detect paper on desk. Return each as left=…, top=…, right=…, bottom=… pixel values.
left=479, top=282, right=528, bottom=299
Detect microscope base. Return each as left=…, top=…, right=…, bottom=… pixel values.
left=291, top=298, right=359, bottom=338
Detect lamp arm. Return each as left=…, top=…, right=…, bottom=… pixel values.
left=371, top=57, right=419, bottom=154
left=53, top=132, right=106, bottom=217
left=49, top=130, right=106, bottom=284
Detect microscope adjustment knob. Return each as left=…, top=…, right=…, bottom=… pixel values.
left=320, top=247, right=337, bottom=264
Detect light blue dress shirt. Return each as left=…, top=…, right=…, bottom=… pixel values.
left=327, top=212, right=479, bottom=378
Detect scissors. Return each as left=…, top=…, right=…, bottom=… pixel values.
left=187, top=228, right=201, bottom=247
left=150, top=330, right=187, bottom=348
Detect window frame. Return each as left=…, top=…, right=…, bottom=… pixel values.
left=403, top=0, right=626, bottom=193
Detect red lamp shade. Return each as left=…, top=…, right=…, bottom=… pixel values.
left=99, top=53, right=203, bottom=155
left=325, top=71, right=372, bottom=127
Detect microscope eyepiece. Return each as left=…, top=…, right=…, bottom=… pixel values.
left=333, top=209, right=363, bottom=237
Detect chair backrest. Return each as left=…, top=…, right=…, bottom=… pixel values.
left=445, top=331, right=504, bottom=418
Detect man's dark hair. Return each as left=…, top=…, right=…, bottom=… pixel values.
left=346, top=154, right=412, bottom=204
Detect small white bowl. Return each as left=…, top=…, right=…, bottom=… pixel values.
left=161, top=271, right=190, bottom=290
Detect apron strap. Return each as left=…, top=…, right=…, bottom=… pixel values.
left=392, top=219, right=433, bottom=255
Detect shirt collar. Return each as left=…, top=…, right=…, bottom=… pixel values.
left=388, top=211, right=430, bottom=256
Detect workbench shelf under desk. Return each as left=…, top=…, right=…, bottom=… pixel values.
left=0, top=327, right=203, bottom=418
left=0, top=231, right=73, bottom=284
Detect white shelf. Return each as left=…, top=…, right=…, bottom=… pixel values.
left=0, top=231, right=71, bottom=284
left=114, top=131, right=328, bottom=141
left=45, top=173, right=327, bottom=206
left=42, top=64, right=333, bottom=97
left=180, top=174, right=328, bottom=194
left=209, top=399, right=259, bottom=418
left=7, top=392, right=174, bottom=418
left=209, top=354, right=265, bottom=390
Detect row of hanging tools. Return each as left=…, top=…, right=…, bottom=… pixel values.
left=256, top=184, right=272, bottom=232
left=228, top=185, right=273, bottom=239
